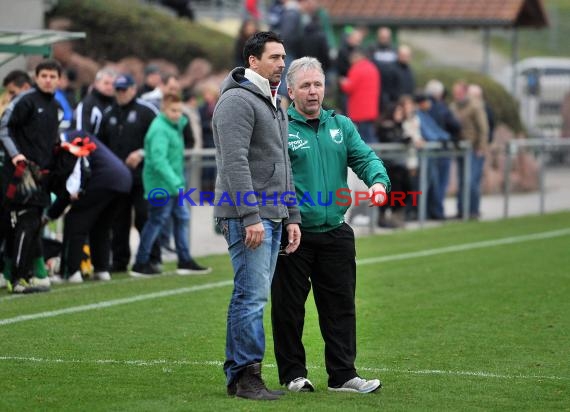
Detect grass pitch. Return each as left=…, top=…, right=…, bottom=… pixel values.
left=1, top=211, right=569, bottom=411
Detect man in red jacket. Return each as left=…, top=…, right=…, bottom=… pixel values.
left=339, top=48, right=381, bottom=143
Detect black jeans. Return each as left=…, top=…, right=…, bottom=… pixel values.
left=271, top=223, right=357, bottom=387
left=60, top=190, right=121, bottom=276
left=5, top=206, right=43, bottom=283
left=0, top=207, right=10, bottom=272
left=111, top=184, right=160, bottom=270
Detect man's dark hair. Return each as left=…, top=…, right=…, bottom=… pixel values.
left=181, top=86, right=196, bottom=102
left=242, top=31, right=284, bottom=68
left=2, top=69, right=32, bottom=88
left=35, top=59, right=62, bottom=77
left=161, top=73, right=179, bottom=84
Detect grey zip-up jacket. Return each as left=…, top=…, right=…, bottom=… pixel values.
left=212, top=67, right=300, bottom=227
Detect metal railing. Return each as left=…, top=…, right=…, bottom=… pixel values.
left=503, top=137, right=570, bottom=218
left=366, top=141, right=473, bottom=232
left=183, top=141, right=475, bottom=235
left=182, top=138, right=570, bottom=235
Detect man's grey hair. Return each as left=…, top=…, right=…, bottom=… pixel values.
left=95, top=67, right=118, bottom=82
left=425, top=79, right=444, bottom=99
left=286, top=57, right=324, bottom=89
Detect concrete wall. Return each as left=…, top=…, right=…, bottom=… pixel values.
left=0, top=0, right=46, bottom=80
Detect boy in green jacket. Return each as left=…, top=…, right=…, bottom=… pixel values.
left=131, top=94, right=210, bottom=276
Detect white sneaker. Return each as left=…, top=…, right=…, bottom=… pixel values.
left=0, top=274, right=6, bottom=289
left=67, top=271, right=84, bottom=283
left=11, top=279, right=29, bottom=294
left=49, top=274, right=64, bottom=284
left=30, top=277, right=51, bottom=288
left=328, top=377, right=382, bottom=393
left=93, top=271, right=111, bottom=281
left=287, top=377, right=315, bottom=392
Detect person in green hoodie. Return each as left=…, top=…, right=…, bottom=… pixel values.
left=271, top=56, right=391, bottom=394
left=131, top=93, right=210, bottom=277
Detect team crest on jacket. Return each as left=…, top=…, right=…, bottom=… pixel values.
left=127, top=110, right=137, bottom=123
left=330, top=129, right=343, bottom=144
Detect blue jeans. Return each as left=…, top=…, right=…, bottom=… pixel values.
left=427, top=155, right=452, bottom=219
left=457, top=152, right=485, bottom=216
left=217, top=218, right=283, bottom=385
left=354, top=121, right=376, bottom=144
left=436, top=156, right=452, bottom=208
left=135, top=198, right=191, bottom=264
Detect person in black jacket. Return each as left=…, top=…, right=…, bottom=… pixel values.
left=74, top=67, right=117, bottom=135
left=47, top=131, right=132, bottom=283
left=335, top=26, right=365, bottom=112
left=391, top=45, right=416, bottom=102
left=0, top=59, right=63, bottom=293
left=1, top=69, right=33, bottom=288
left=376, top=102, right=412, bottom=227
left=98, top=74, right=161, bottom=272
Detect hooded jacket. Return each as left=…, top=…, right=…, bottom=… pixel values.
left=142, top=112, right=187, bottom=197
left=212, top=67, right=300, bottom=227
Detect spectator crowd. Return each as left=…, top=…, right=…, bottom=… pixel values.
left=0, top=0, right=496, bottom=293
left=0, top=59, right=212, bottom=294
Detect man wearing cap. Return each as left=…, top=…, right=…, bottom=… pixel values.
left=98, top=74, right=162, bottom=273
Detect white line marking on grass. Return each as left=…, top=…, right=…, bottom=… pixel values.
left=0, top=276, right=141, bottom=303
left=0, top=280, right=233, bottom=326
left=356, top=228, right=570, bottom=266
left=356, top=365, right=570, bottom=381
left=2, top=228, right=569, bottom=323
left=0, top=356, right=568, bottom=382
left=0, top=270, right=182, bottom=303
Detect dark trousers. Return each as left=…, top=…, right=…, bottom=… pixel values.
left=111, top=184, right=160, bottom=270
left=384, top=163, right=411, bottom=211
left=5, top=206, right=43, bottom=283
left=0, top=207, right=9, bottom=272
left=60, top=190, right=121, bottom=276
left=271, top=223, right=357, bottom=387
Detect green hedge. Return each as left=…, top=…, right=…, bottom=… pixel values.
left=49, top=0, right=234, bottom=70
left=416, top=67, right=524, bottom=134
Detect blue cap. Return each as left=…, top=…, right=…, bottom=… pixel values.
left=113, top=74, right=135, bottom=89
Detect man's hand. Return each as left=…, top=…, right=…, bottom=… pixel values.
left=125, top=149, right=143, bottom=169
left=284, top=223, right=301, bottom=254
left=245, top=222, right=265, bottom=249
left=11, top=154, right=26, bottom=167
left=368, top=183, right=387, bottom=207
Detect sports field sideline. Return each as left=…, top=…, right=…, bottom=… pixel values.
left=1, top=211, right=569, bottom=411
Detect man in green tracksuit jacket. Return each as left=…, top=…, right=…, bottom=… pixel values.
left=271, top=56, right=391, bottom=394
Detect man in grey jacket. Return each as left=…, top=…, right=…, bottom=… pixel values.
left=213, top=31, right=301, bottom=401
